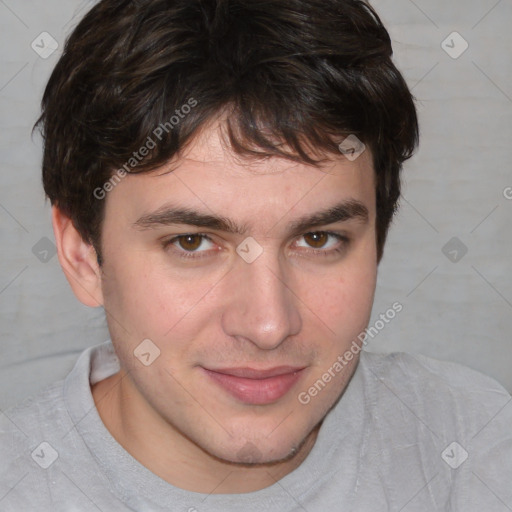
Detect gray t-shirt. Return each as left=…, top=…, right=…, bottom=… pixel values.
left=1, top=340, right=511, bottom=511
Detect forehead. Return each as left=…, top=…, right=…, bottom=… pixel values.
left=174, top=118, right=371, bottom=176
left=105, top=120, right=376, bottom=231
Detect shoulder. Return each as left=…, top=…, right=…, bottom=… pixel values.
left=360, top=350, right=510, bottom=399
left=0, top=381, right=68, bottom=509
left=357, top=350, right=512, bottom=441
left=351, top=351, right=512, bottom=507
left=1, top=379, right=71, bottom=439
left=0, top=342, right=125, bottom=511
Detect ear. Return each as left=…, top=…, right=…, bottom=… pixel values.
left=51, top=206, right=104, bottom=307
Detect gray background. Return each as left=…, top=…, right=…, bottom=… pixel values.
left=0, top=0, right=511, bottom=409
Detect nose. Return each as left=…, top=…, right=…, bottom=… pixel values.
left=221, top=252, right=302, bottom=351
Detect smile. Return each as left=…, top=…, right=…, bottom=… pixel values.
left=201, top=366, right=306, bottom=405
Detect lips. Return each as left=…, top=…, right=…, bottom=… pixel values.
left=202, top=366, right=305, bottom=405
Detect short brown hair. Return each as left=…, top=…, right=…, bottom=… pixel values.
left=36, top=0, right=418, bottom=262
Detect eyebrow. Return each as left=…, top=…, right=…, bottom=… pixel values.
left=288, top=200, right=369, bottom=236
left=133, top=199, right=369, bottom=236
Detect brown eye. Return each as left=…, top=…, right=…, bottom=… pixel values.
left=163, top=233, right=216, bottom=259
left=303, top=232, right=329, bottom=248
left=178, top=234, right=203, bottom=251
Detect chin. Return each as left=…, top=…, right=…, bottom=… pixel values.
left=216, top=441, right=301, bottom=466
left=202, top=420, right=317, bottom=467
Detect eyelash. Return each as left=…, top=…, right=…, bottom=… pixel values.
left=162, top=231, right=350, bottom=260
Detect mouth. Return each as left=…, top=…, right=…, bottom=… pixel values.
left=201, top=366, right=306, bottom=405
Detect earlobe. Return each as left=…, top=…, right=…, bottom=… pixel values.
left=51, top=206, right=104, bottom=307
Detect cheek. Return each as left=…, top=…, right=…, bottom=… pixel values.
left=295, top=262, right=377, bottom=407
left=302, top=258, right=377, bottom=338
left=99, top=253, right=224, bottom=354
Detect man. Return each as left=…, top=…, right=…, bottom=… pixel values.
left=1, top=0, right=511, bottom=510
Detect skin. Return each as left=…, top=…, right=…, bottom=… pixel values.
left=53, top=120, right=378, bottom=494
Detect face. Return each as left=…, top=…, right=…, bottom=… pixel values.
left=97, top=121, right=377, bottom=465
